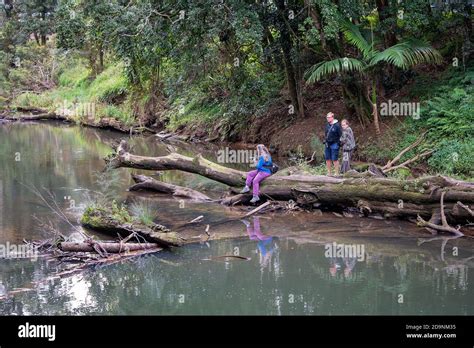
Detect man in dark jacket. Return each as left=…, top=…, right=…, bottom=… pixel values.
left=324, top=112, right=342, bottom=176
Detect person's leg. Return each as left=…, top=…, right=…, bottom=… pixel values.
left=252, top=171, right=271, bottom=196
left=330, top=144, right=340, bottom=176
left=333, top=160, right=340, bottom=176
left=347, top=150, right=352, bottom=171
left=324, top=145, right=332, bottom=176
left=242, top=170, right=258, bottom=193
left=325, top=160, right=332, bottom=176
left=246, top=224, right=257, bottom=240
left=341, top=151, right=349, bottom=173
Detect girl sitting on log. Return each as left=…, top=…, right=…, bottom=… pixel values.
left=241, top=144, right=273, bottom=203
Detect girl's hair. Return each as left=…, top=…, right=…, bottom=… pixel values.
left=341, top=119, right=350, bottom=125
left=257, top=144, right=271, bottom=161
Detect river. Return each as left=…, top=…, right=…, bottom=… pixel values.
left=0, top=121, right=472, bottom=315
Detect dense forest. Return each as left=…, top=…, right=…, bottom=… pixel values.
left=0, top=0, right=473, bottom=178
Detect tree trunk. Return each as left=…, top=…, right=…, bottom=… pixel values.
left=81, top=203, right=184, bottom=247
left=107, top=140, right=474, bottom=222
left=130, top=174, right=213, bottom=201
left=276, top=0, right=302, bottom=117
left=59, top=242, right=161, bottom=253
left=306, top=0, right=330, bottom=57
left=375, top=0, right=398, bottom=48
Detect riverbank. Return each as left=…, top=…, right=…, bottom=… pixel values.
left=0, top=121, right=473, bottom=315
left=3, top=62, right=473, bottom=182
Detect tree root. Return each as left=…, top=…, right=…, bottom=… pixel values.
left=416, top=192, right=464, bottom=236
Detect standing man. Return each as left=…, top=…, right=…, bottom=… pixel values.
left=324, top=112, right=342, bottom=176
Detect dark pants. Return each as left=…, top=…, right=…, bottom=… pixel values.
left=341, top=150, right=353, bottom=173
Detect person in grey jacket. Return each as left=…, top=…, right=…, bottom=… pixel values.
left=339, top=119, right=356, bottom=174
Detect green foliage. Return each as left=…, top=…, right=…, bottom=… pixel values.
left=1, top=0, right=472, bottom=179
left=87, top=64, right=127, bottom=103
left=110, top=200, right=133, bottom=224
left=428, top=140, right=474, bottom=178
left=13, top=91, right=54, bottom=109
left=306, top=20, right=442, bottom=83
left=129, top=201, right=158, bottom=227
left=98, top=104, right=135, bottom=125
left=310, top=135, right=326, bottom=164
left=422, top=88, right=473, bottom=141
left=370, top=39, right=442, bottom=69
left=80, top=205, right=104, bottom=227
left=58, top=63, right=90, bottom=88
left=387, top=167, right=411, bottom=180
left=306, top=57, right=366, bottom=83
left=360, top=66, right=474, bottom=179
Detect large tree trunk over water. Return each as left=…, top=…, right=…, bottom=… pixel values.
left=130, top=174, right=213, bottom=201
left=107, top=140, right=474, bottom=222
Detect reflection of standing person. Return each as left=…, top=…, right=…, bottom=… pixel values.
left=241, top=216, right=274, bottom=269
left=329, top=257, right=342, bottom=277
left=343, top=257, right=357, bottom=278
left=339, top=119, right=356, bottom=174
left=0, top=281, right=6, bottom=297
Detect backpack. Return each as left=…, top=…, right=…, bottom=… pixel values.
left=265, top=163, right=279, bottom=174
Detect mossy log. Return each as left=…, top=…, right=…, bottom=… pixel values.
left=0, top=107, right=146, bottom=134
left=81, top=206, right=184, bottom=247
left=107, top=140, right=474, bottom=223
left=129, top=174, right=213, bottom=201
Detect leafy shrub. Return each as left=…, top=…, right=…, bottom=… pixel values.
left=422, top=87, right=473, bottom=141
left=427, top=139, right=474, bottom=178
left=58, top=63, right=90, bottom=88
left=13, top=92, right=54, bottom=109
left=88, top=64, right=128, bottom=103
left=310, top=135, right=327, bottom=164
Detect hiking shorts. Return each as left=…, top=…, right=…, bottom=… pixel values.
left=324, top=142, right=340, bottom=161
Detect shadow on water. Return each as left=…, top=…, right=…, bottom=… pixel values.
left=0, top=122, right=473, bottom=315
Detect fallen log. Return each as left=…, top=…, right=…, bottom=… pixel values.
left=1, top=108, right=146, bottom=134
left=1, top=112, right=62, bottom=121
left=81, top=205, right=185, bottom=247
left=129, top=174, right=213, bottom=201
left=106, top=140, right=245, bottom=186
left=107, top=140, right=474, bottom=222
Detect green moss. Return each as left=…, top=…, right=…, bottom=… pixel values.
left=80, top=205, right=106, bottom=226
left=388, top=167, right=411, bottom=180
left=110, top=200, right=133, bottom=224
left=81, top=201, right=134, bottom=227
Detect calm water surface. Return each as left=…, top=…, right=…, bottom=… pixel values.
left=0, top=122, right=472, bottom=315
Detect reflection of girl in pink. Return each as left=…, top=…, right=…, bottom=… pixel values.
left=241, top=216, right=274, bottom=268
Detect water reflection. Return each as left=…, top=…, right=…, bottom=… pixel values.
left=0, top=122, right=473, bottom=315
left=0, top=235, right=472, bottom=315
left=242, top=217, right=276, bottom=271
left=328, top=256, right=358, bottom=278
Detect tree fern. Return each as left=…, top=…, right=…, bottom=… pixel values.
left=370, top=39, right=442, bottom=69
left=340, top=21, right=375, bottom=60
left=305, top=57, right=366, bottom=83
